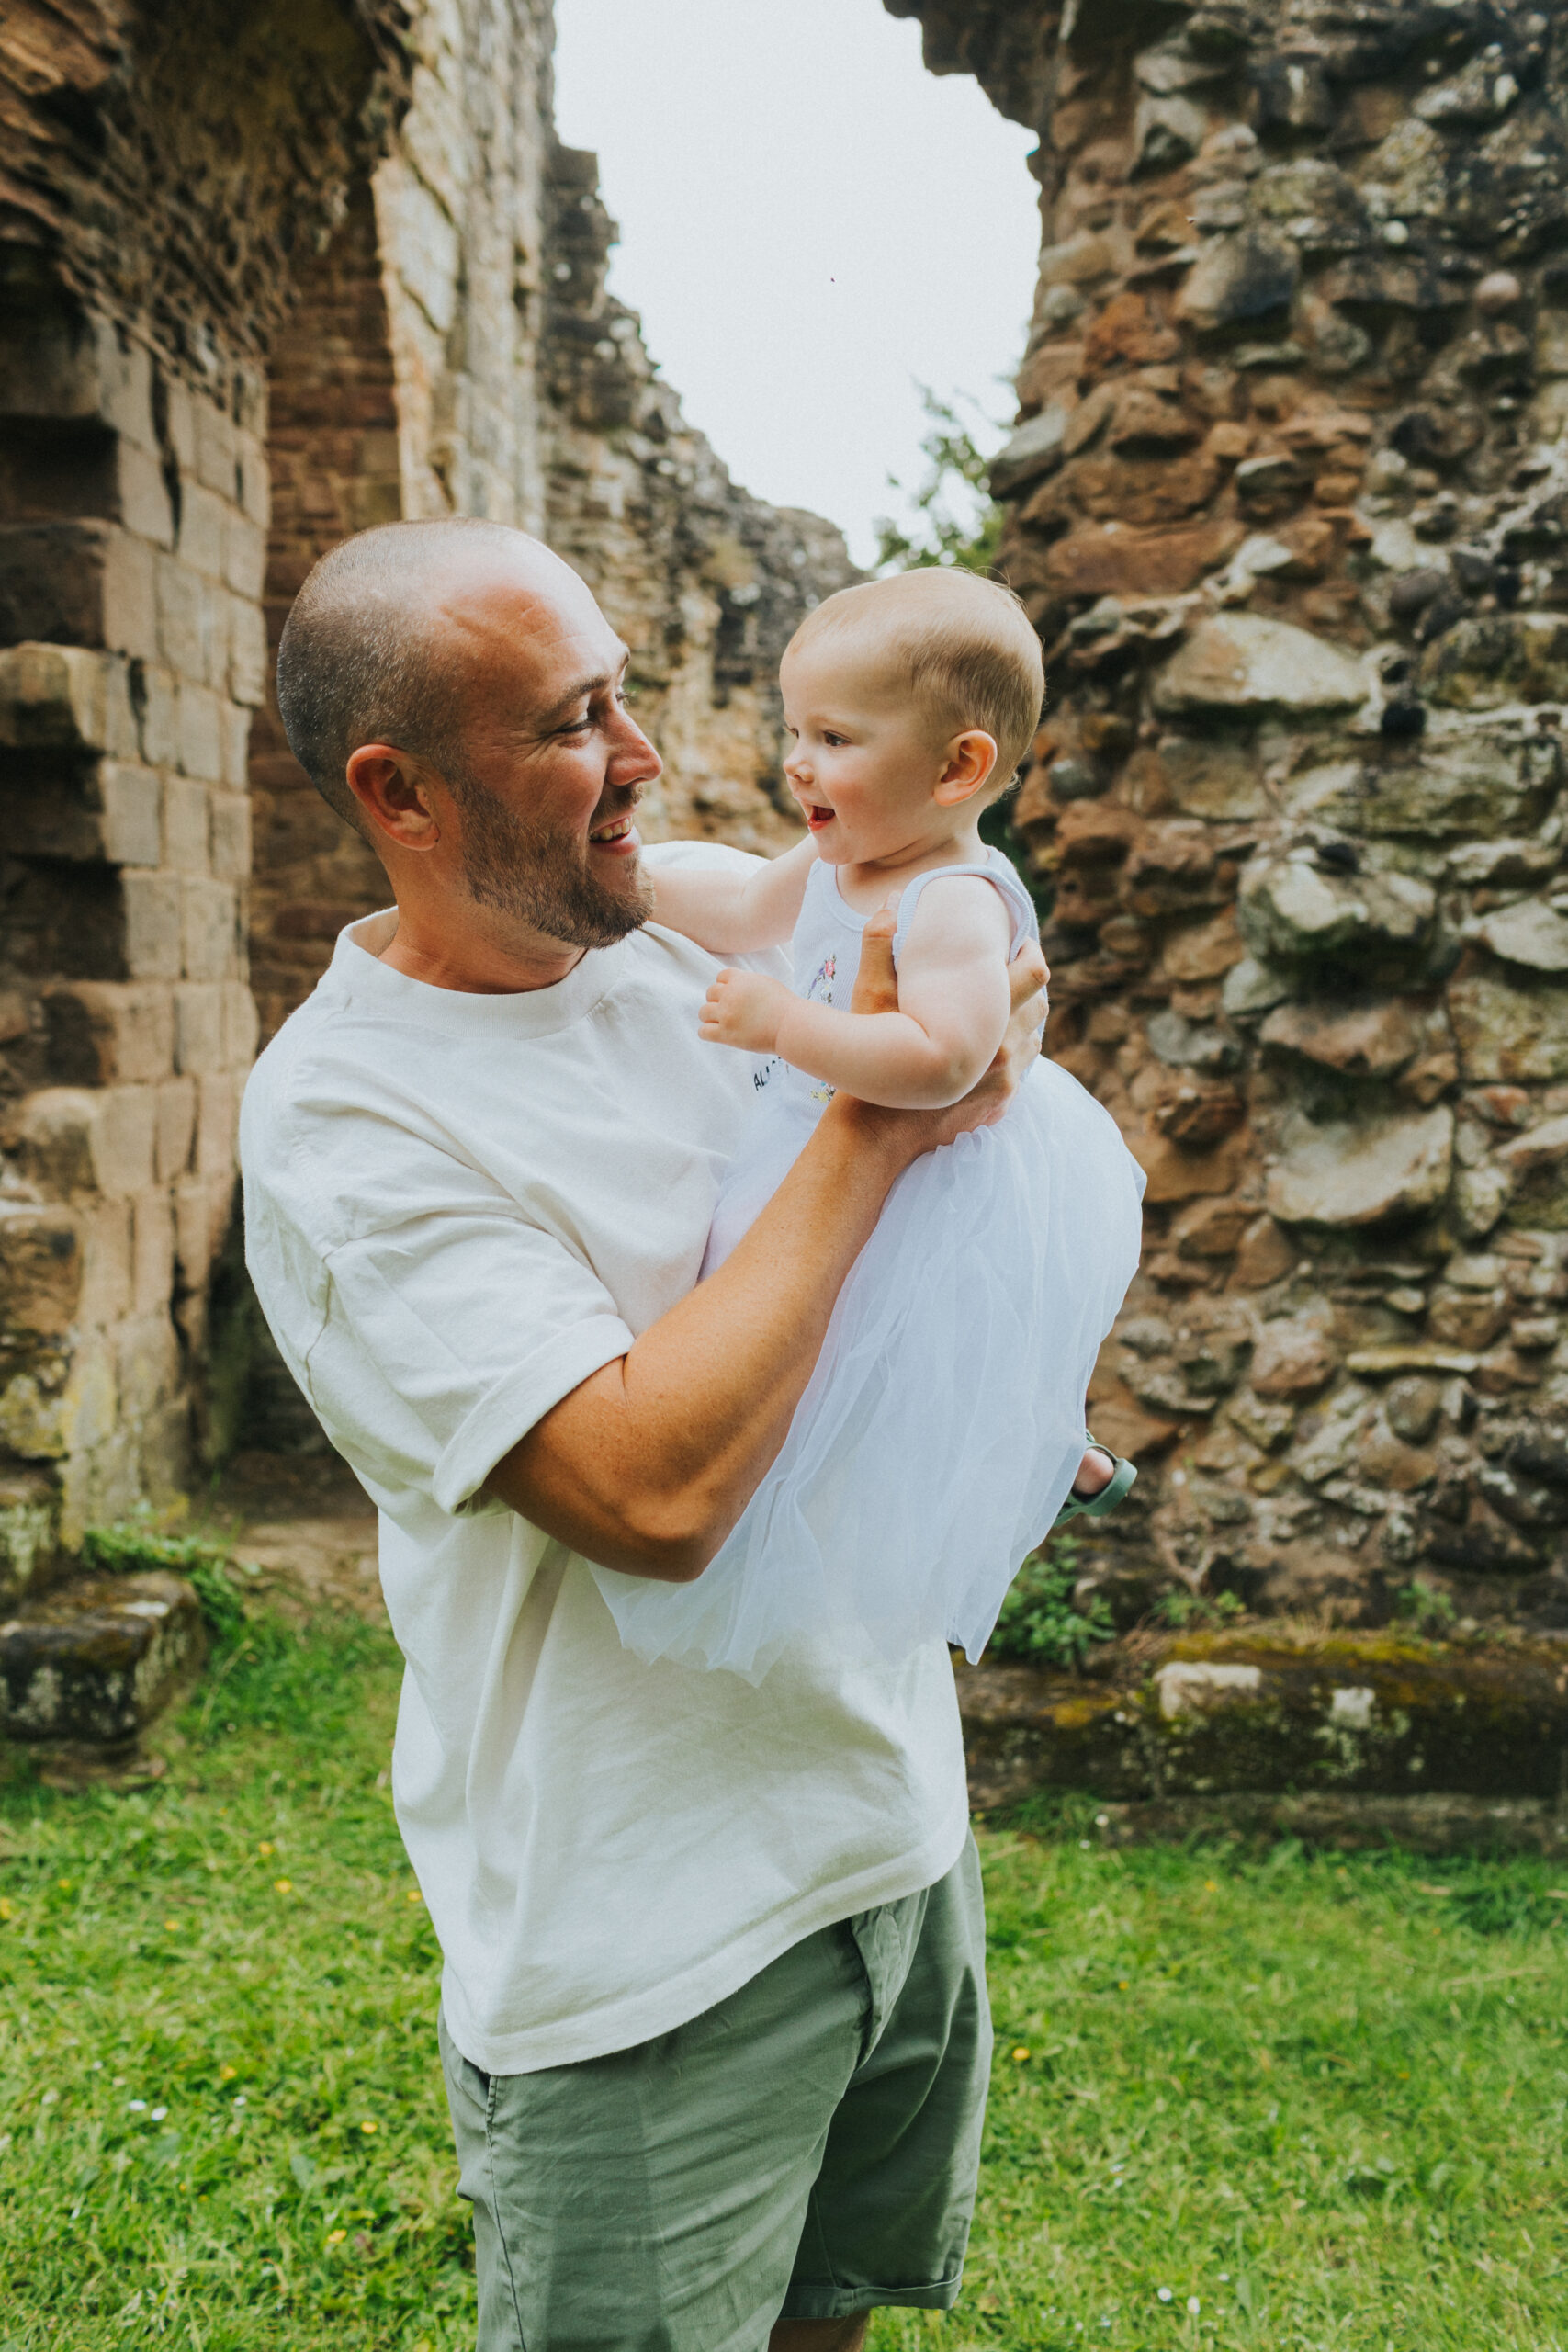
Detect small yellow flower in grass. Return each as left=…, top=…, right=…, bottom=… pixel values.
left=326, top=2229, right=347, bottom=2246
left=359, top=2120, right=378, bottom=2135
left=0, top=1899, right=15, bottom=1922
left=257, top=1842, right=274, bottom=1858
left=1010, top=2046, right=1031, bottom=2064
left=1117, top=1980, right=1130, bottom=1991
left=273, top=1878, right=293, bottom=1895
left=405, top=1890, right=423, bottom=1905
left=1203, top=1880, right=1218, bottom=1894
left=164, top=1917, right=180, bottom=1932
left=57, top=1878, right=73, bottom=1893
left=220, top=2064, right=237, bottom=2082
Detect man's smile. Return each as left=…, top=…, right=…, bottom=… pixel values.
left=589, top=811, right=640, bottom=854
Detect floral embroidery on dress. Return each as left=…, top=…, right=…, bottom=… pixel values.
left=807, top=952, right=838, bottom=1102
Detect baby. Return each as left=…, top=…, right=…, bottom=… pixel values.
left=591, top=568, right=1145, bottom=1681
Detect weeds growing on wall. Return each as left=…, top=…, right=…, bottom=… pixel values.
left=82, top=1510, right=247, bottom=1644
left=986, top=1537, right=1115, bottom=1670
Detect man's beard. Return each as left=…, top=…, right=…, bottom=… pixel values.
left=452, top=777, right=653, bottom=949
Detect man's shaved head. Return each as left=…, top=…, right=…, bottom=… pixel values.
left=276, top=517, right=581, bottom=824
left=276, top=518, right=659, bottom=953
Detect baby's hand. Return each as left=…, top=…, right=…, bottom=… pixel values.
left=700, top=969, right=789, bottom=1054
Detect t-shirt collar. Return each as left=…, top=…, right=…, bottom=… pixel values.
left=322, top=908, right=631, bottom=1037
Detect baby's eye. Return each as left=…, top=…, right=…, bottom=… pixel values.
left=823, top=732, right=847, bottom=748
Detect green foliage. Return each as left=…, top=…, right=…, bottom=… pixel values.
left=1152, top=1587, right=1247, bottom=1633
left=987, top=1537, right=1114, bottom=1670
left=6, top=1613, right=1568, bottom=2347
left=874, top=387, right=1006, bottom=578
left=81, top=1510, right=246, bottom=1645
left=1397, top=1577, right=1460, bottom=1635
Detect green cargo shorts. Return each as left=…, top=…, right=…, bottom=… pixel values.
left=439, top=1834, right=992, bottom=2352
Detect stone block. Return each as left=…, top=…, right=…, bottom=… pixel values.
left=162, top=775, right=210, bottom=874
left=223, top=510, right=266, bottom=600
left=195, top=1072, right=238, bottom=1179
left=0, top=759, right=159, bottom=865
left=174, top=1178, right=217, bottom=1291
left=0, top=1573, right=205, bottom=1750
left=1467, top=899, right=1568, bottom=975
left=135, top=663, right=180, bottom=768
left=0, top=1205, right=82, bottom=1338
left=1251, top=1317, right=1338, bottom=1397
left=1157, top=735, right=1270, bottom=821
left=177, top=684, right=224, bottom=783
left=194, top=397, right=236, bottom=497
left=173, top=984, right=224, bottom=1075
left=101, top=528, right=157, bottom=663
left=0, top=643, right=139, bottom=758
left=1259, top=996, right=1447, bottom=1081
left=75, top=1199, right=133, bottom=1330
left=120, top=872, right=184, bottom=980
left=115, top=1312, right=180, bottom=1419
left=1267, top=1106, right=1454, bottom=1228
left=178, top=481, right=228, bottom=580
left=43, top=983, right=174, bottom=1086
left=1421, top=615, right=1568, bottom=710
left=1153, top=616, right=1368, bottom=718
left=99, top=763, right=164, bottom=866
left=1175, top=228, right=1299, bottom=334
left=114, top=438, right=175, bottom=549
left=130, top=1189, right=175, bottom=1317
left=209, top=789, right=251, bottom=880
left=0, top=522, right=155, bottom=660
left=228, top=594, right=268, bottom=707
left=221, top=983, right=259, bottom=1070
left=233, top=428, right=270, bottom=528
left=182, top=878, right=239, bottom=980
left=1450, top=972, right=1568, bottom=1083
left=220, top=698, right=253, bottom=788
left=1290, top=735, right=1559, bottom=842
left=1238, top=854, right=1435, bottom=966
left=988, top=407, right=1068, bottom=498
left=155, top=552, right=216, bottom=684
left=154, top=1078, right=197, bottom=1183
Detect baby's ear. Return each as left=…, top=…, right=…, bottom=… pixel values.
left=934, top=729, right=998, bottom=805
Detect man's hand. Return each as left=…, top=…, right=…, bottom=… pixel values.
left=699, top=967, right=791, bottom=1054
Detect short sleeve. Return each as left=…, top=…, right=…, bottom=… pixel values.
left=243, top=1082, right=633, bottom=1518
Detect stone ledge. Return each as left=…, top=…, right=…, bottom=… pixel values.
left=1089, top=1790, right=1568, bottom=1859
left=957, top=1627, right=1568, bottom=1812
left=0, top=1571, right=206, bottom=1752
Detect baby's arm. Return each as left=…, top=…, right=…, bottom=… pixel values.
left=650, top=836, right=817, bottom=955
left=701, top=877, right=1013, bottom=1109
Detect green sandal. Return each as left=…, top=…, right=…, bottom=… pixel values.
left=1051, top=1438, right=1137, bottom=1532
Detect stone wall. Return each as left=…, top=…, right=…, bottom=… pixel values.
left=895, top=0, right=1568, bottom=1627
left=0, top=0, right=851, bottom=1589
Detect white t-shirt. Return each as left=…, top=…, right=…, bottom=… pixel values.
left=239, top=842, right=969, bottom=2075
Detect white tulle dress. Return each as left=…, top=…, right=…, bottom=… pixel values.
left=592, top=851, right=1146, bottom=1682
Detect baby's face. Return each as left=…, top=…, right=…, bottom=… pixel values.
left=779, top=639, right=953, bottom=865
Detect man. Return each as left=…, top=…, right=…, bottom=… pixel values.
left=241, top=516, right=1047, bottom=2352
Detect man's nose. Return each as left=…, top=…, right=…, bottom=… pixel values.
left=612, top=706, right=662, bottom=781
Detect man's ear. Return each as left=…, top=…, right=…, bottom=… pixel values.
left=345, top=744, right=444, bottom=853
left=932, top=729, right=998, bottom=808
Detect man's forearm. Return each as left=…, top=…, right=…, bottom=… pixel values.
left=487, top=1099, right=913, bottom=1578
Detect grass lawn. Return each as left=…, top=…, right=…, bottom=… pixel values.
left=3, top=1608, right=1568, bottom=2351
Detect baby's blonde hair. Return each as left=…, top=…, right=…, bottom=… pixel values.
left=787, top=568, right=1044, bottom=795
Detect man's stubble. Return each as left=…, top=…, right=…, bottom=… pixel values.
left=453, top=775, right=654, bottom=951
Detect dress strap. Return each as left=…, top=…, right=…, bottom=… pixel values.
left=890, top=857, right=1038, bottom=970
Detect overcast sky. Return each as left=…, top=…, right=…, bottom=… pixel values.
left=551, top=0, right=1043, bottom=569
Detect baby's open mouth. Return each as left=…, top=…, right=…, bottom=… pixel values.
left=805, top=804, right=835, bottom=831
